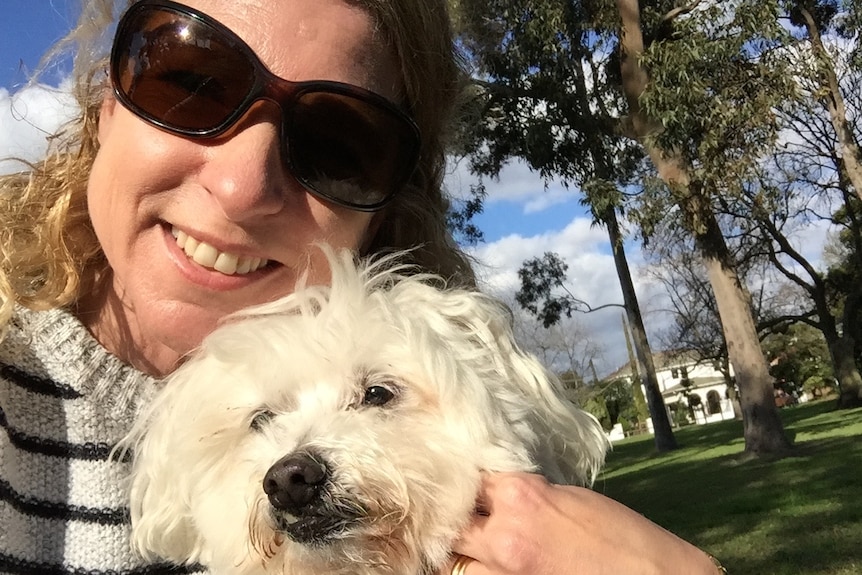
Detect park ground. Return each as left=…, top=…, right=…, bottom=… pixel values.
left=597, top=399, right=862, bottom=575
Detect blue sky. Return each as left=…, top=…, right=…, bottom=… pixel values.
left=0, top=1, right=78, bottom=88
left=3, top=2, right=803, bottom=377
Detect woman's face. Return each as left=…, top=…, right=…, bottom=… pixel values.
left=84, top=0, right=402, bottom=376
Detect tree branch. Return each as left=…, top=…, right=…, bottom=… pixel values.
left=661, top=1, right=704, bottom=26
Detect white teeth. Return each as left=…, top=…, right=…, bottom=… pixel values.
left=213, top=252, right=238, bottom=275
left=171, top=226, right=269, bottom=275
left=236, top=257, right=253, bottom=275
left=184, top=236, right=200, bottom=257
left=192, top=242, right=219, bottom=268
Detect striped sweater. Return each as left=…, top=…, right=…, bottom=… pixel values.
left=0, top=305, right=196, bottom=574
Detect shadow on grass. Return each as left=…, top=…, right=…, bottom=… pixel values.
left=597, top=401, right=862, bottom=575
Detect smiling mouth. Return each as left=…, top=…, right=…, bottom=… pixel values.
left=171, top=226, right=270, bottom=275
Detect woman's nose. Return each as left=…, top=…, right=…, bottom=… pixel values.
left=196, top=106, right=298, bottom=222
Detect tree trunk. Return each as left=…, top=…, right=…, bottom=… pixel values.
left=826, top=335, right=862, bottom=408
left=834, top=289, right=862, bottom=407
left=813, top=284, right=862, bottom=408
left=797, top=19, right=862, bottom=404
left=800, top=7, right=862, bottom=204
left=607, top=210, right=678, bottom=452
left=622, top=313, right=651, bottom=424
left=721, top=356, right=743, bottom=420
left=615, top=0, right=793, bottom=456
left=693, top=205, right=792, bottom=455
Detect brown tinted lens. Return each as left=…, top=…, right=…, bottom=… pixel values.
left=115, top=7, right=256, bottom=132
left=290, top=92, right=417, bottom=206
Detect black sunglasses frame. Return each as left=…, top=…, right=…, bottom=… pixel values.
left=109, top=0, right=421, bottom=211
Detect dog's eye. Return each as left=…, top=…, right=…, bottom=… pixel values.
left=250, top=409, right=275, bottom=431
left=362, top=385, right=396, bottom=407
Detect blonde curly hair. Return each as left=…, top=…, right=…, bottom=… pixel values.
left=0, top=0, right=475, bottom=333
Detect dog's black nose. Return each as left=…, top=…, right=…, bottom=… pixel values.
left=263, top=451, right=329, bottom=513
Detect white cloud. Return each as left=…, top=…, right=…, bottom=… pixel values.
left=466, top=216, right=673, bottom=376
left=0, top=81, right=78, bottom=173
left=445, top=156, right=579, bottom=210
left=469, top=217, right=610, bottom=292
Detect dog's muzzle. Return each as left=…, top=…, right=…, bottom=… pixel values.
left=263, top=450, right=361, bottom=544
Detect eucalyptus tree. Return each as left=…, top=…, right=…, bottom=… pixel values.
left=647, top=84, right=862, bottom=410
left=780, top=0, right=862, bottom=407
left=642, top=208, right=817, bottom=419
left=621, top=0, right=797, bottom=455
left=729, top=175, right=862, bottom=408
left=452, top=0, right=678, bottom=450
left=631, top=0, right=862, bottom=410
left=785, top=0, right=862, bottom=203
left=825, top=204, right=862, bottom=399
left=453, top=0, right=794, bottom=455
left=514, top=247, right=678, bottom=451
left=711, top=17, right=862, bottom=408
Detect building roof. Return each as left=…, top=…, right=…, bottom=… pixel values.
left=605, top=349, right=716, bottom=381
left=661, top=376, right=727, bottom=397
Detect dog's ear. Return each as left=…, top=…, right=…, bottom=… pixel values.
left=119, top=372, right=208, bottom=564
left=490, top=332, right=610, bottom=486
left=397, top=283, right=609, bottom=486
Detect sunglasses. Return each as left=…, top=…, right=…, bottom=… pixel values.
left=110, top=0, right=421, bottom=211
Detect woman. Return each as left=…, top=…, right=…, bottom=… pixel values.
left=0, top=0, right=724, bottom=573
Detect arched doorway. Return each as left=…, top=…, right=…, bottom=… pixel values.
left=706, top=390, right=722, bottom=415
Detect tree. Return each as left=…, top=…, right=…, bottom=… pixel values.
left=602, top=378, right=640, bottom=432
left=452, top=0, right=679, bottom=451
left=824, top=198, right=862, bottom=405
left=785, top=0, right=862, bottom=203
left=454, top=0, right=794, bottom=455
left=618, top=0, right=794, bottom=455
left=569, top=377, right=639, bottom=432
left=775, top=0, right=862, bottom=406
left=703, top=20, right=862, bottom=408
left=727, top=178, right=862, bottom=407
left=447, top=183, right=486, bottom=246
left=762, top=323, right=835, bottom=397
left=508, top=304, right=635, bottom=430
left=643, top=224, right=747, bottom=419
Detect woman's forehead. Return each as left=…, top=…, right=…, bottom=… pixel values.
left=171, top=0, right=401, bottom=96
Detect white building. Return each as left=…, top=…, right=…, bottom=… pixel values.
left=607, top=351, right=737, bottom=429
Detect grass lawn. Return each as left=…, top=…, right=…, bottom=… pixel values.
left=596, top=399, right=862, bottom=575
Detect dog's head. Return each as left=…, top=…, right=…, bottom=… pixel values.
left=124, top=248, right=608, bottom=574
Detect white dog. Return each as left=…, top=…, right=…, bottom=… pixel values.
left=122, top=249, right=609, bottom=575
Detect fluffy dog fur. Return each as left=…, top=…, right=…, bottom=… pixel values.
left=122, top=249, right=609, bottom=575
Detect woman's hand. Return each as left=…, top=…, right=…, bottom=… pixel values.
left=442, top=472, right=720, bottom=575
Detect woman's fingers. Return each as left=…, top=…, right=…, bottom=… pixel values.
left=451, top=472, right=558, bottom=574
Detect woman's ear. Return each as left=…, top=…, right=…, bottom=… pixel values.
left=97, top=93, right=118, bottom=145
left=407, top=286, right=610, bottom=486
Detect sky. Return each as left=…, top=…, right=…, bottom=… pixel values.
left=0, top=2, right=830, bottom=377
